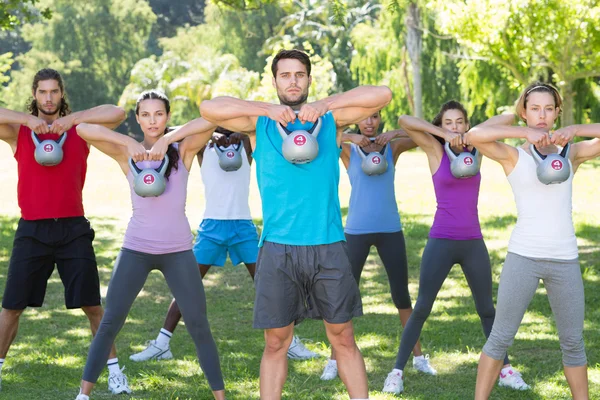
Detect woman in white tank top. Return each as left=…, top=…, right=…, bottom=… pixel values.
left=465, top=82, right=600, bottom=400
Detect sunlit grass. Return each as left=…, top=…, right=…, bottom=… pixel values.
left=0, top=146, right=598, bottom=399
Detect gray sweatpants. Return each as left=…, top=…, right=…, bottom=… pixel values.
left=483, top=252, right=587, bottom=367
left=82, top=248, right=224, bottom=391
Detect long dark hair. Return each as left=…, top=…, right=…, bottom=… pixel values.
left=431, top=100, right=469, bottom=145
left=27, top=68, right=72, bottom=117
left=135, top=90, right=179, bottom=180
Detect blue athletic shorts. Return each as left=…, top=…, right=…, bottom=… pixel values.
left=192, top=219, right=259, bottom=266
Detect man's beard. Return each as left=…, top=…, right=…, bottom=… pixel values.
left=36, top=100, right=60, bottom=116
left=278, top=91, right=308, bottom=107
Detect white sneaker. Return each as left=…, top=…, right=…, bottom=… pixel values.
left=108, top=366, right=132, bottom=395
left=382, top=369, right=404, bottom=394
left=498, top=366, right=530, bottom=390
left=129, top=340, right=173, bottom=362
left=413, top=354, right=437, bottom=375
left=320, top=359, right=338, bottom=381
left=75, top=395, right=90, bottom=400
left=287, top=336, right=320, bottom=360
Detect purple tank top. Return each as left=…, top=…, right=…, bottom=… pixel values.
left=429, top=151, right=482, bottom=240
left=123, top=146, right=193, bottom=254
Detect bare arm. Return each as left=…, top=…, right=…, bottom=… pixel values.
left=315, top=86, right=392, bottom=128
left=51, top=105, right=127, bottom=134
left=397, top=116, right=451, bottom=155
left=200, top=97, right=298, bottom=134
left=150, top=118, right=217, bottom=170
left=76, top=123, right=146, bottom=173
left=553, top=124, right=600, bottom=170
left=465, top=125, right=549, bottom=174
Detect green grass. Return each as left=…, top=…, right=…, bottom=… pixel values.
left=0, top=149, right=598, bottom=399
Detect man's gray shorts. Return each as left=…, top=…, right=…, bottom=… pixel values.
left=253, top=241, right=363, bottom=329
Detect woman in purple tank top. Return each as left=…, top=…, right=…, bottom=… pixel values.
left=72, top=91, right=226, bottom=400
left=380, top=101, right=527, bottom=395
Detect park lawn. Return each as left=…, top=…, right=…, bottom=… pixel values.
left=0, top=148, right=598, bottom=399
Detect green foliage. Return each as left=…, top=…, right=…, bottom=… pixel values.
left=0, top=0, right=51, bottom=30
left=120, top=24, right=260, bottom=125
left=429, top=0, right=600, bottom=125
left=1, top=0, right=156, bottom=112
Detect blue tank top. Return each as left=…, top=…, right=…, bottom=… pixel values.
left=345, top=144, right=402, bottom=234
left=254, top=112, right=344, bottom=246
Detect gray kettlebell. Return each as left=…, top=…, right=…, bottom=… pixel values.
left=529, top=143, right=571, bottom=185
left=31, top=131, right=67, bottom=166
left=129, top=154, right=169, bottom=197
left=444, top=142, right=482, bottom=179
left=276, top=112, right=323, bottom=164
left=214, top=141, right=244, bottom=172
left=358, top=139, right=388, bottom=176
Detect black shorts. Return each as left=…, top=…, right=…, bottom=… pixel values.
left=2, top=217, right=101, bottom=310
left=253, top=241, right=363, bottom=329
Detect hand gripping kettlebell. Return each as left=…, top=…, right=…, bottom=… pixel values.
left=129, top=154, right=169, bottom=197
left=276, top=111, right=323, bottom=164
left=214, top=141, right=244, bottom=172
left=444, top=142, right=482, bottom=179
left=358, top=139, right=388, bottom=176
left=529, top=143, right=571, bottom=185
left=31, top=131, right=67, bottom=166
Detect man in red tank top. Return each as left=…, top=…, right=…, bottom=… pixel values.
left=0, top=69, right=130, bottom=394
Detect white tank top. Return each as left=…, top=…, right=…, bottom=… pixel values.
left=200, top=144, right=252, bottom=220
left=506, top=147, right=578, bottom=259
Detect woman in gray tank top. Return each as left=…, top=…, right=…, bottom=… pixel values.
left=467, top=82, right=600, bottom=400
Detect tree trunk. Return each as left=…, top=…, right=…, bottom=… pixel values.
left=561, top=81, right=575, bottom=127
left=405, top=2, right=422, bottom=118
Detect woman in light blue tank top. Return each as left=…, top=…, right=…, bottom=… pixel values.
left=73, top=91, right=226, bottom=400
left=319, top=111, right=441, bottom=381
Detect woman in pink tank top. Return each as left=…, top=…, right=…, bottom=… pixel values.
left=380, top=102, right=527, bottom=396
left=71, top=90, right=226, bottom=400
left=467, top=83, right=600, bottom=400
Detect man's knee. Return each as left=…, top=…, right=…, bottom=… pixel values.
left=264, top=328, right=293, bottom=354
left=82, top=305, right=104, bottom=321
left=327, top=322, right=356, bottom=351
left=0, top=308, right=24, bottom=321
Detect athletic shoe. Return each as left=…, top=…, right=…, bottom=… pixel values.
left=320, top=359, right=338, bottom=381
left=129, top=340, right=173, bottom=362
left=382, top=369, right=404, bottom=394
left=287, top=336, right=320, bottom=360
left=75, top=395, right=89, bottom=400
left=108, top=366, right=132, bottom=395
left=413, top=354, right=437, bottom=375
left=498, top=366, right=530, bottom=390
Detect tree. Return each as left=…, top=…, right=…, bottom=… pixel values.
left=1, top=0, right=156, bottom=113
left=430, top=0, right=600, bottom=126
left=0, top=0, right=51, bottom=30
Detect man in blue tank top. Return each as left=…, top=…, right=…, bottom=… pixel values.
left=201, top=49, right=392, bottom=399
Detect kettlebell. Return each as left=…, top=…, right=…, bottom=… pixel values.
left=529, top=143, right=571, bottom=185
left=31, top=131, right=67, bottom=166
left=276, top=112, right=323, bottom=164
left=444, top=142, right=482, bottom=179
left=358, top=139, right=388, bottom=176
left=214, top=141, right=244, bottom=172
left=129, top=154, right=169, bottom=197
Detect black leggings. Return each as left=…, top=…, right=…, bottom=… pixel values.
left=345, top=231, right=412, bottom=309
left=394, top=238, right=509, bottom=369
left=82, top=248, right=224, bottom=391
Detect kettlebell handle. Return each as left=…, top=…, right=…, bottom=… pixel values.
left=530, top=143, right=570, bottom=163
left=276, top=112, right=323, bottom=139
left=31, top=130, right=68, bottom=146
left=216, top=141, right=244, bottom=153
left=129, top=153, right=169, bottom=177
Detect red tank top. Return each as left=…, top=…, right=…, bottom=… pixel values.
left=15, top=124, right=89, bottom=220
